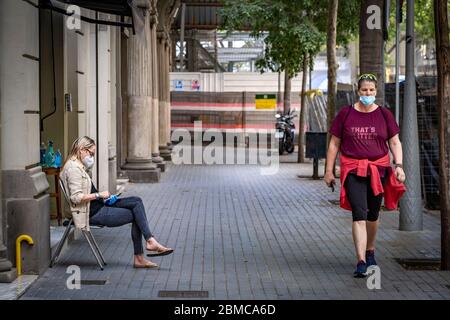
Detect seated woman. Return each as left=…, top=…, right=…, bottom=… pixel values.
left=60, top=136, right=173, bottom=268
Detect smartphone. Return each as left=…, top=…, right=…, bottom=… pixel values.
left=330, top=181, right=335, bottom=192
left=105, top=190, right=122, bottom=202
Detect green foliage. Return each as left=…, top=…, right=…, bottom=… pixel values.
left=220, top=0, right=360, bottom=77
left=386, top=0, right=436, bottom=43
left=220, top=0, right=324, bottom=78
left=414, top=0, right=436, bottom=41
left=313, top=0, right=360, bottom=46
left=385, top=0, right=437, bottom=66
left=255, top=20, right=324, bottom=78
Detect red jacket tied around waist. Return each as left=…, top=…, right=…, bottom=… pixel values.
left=339, top=153, right=406, bottom=211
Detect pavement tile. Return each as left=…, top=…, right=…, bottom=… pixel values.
left=20, top=162, right=450, bottom=300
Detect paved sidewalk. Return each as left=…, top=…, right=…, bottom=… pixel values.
left=21, top=162, right=450, bottom=300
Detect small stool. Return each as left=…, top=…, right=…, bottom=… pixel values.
left=43, top=167, right=62, bottom=226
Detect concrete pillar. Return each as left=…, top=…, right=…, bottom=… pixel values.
left=150, top=1, right=165, bottom=172
left=123, top=2, right=160, bottom=182
left=157, top=32, right=172, bottom=161
left=157, top=0, right=180, bottom=161
left=1, top=0, right=50, bottom=279
left=97, top=20, right=111, bottom=191
left=87, top=21, right=98, bottom=182
left=108, top=21, right=118, bottom=194
left=165, top=39, right=173, bottom=152
left=76, top=15, right=90, bottom=139
left=399, top=0, right=423, bottom=230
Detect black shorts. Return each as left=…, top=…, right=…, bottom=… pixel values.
left=344, top=173, right=386, bottom=222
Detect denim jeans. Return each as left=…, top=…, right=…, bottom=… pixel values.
left=90, top=196, right=153, bottom=255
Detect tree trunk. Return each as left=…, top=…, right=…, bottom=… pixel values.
left=359, top=0, right=385, bottom=105
left=284, top=71, right=291, bottom=113
left=298, top=54, right=308, bottom=163
left=325, top=0, right=338, bottom=174
left=434, top=0, right=450, bottom=270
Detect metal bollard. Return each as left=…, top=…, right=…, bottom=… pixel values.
left=16, top=235, right=34, bottom=276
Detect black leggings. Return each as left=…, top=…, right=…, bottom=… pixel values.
left=344, top=173, right=386, bottom=222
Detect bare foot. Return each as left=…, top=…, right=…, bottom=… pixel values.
left=146, top=237, right=173, bottom=253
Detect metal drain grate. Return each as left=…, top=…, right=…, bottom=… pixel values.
left=80, top=280, right=107, bottom=285
left=158, top=290, right=208, bottom=298
left=396, top=258, right=441, bottom=271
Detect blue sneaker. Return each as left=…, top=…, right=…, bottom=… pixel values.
left=353, top=260, right=367, bottom=278
left=366, top=250, right=377, bottom=267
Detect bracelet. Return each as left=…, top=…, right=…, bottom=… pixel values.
left=394, top=163, right=403, bottom=169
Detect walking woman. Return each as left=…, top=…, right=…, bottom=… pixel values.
left=324, top=74, right=406, bottom=277
left=61, top=136, right=173, bottom=268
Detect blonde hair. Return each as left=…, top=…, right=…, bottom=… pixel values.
left=64, top=136, right=95, bottom=166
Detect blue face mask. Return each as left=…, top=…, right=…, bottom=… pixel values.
left=359, top=95, right=376, bottom=106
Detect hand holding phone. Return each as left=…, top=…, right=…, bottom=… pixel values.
left=329, top=181, right=335, bottom=192
left=105, top=194, right=119, bottom=206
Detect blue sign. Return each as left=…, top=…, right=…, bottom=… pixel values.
left=174, top=80, right=183, bottom=91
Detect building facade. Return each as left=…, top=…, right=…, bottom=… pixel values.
left=0, top=0, right=180, bottom=282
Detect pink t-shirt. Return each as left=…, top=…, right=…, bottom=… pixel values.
left=330, top=105, right=400, bottom=161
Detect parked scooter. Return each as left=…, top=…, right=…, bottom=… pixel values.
left=275, top=109, right=297, bottom=155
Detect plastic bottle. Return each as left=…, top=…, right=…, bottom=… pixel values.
left=55, top=149, right=62, bottom=168
left=40, top=142, right=46, bottom=167
left=45, top=140, right=56, bottom=167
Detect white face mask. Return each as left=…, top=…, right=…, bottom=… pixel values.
left=82, top=155, right=95, bottom=169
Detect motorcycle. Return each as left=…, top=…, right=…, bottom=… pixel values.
left=275, top=109, right=297, bottom=155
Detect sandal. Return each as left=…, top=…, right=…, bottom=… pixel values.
left=133, top=261, right=158, bottom=269
left=146, top=244, right=174, bottom=257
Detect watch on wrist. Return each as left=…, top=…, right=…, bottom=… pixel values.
left=394, top=163, right=403, bottom=169
left=95, top=193, right=100, bottom=200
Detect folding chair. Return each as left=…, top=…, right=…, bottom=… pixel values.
left=50, top=179, right=107, bottom=270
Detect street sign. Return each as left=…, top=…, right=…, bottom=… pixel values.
left=255, top=94, right=276, bottom=110
left=191, top=79, right=200, bottom=91
left=174, top=80, right=183, bottom=91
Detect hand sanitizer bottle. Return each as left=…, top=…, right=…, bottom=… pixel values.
left=45, top=140, right=56, bottom=167
left=55, top=149, right=62, bottom=168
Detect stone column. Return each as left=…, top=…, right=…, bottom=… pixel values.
left=123, top=3, right=160, bottom=182
left=157, top=0, right=179, bottom=160
left=165, top=38, right=173, bottom=152
left=165, top=1, right=179, bottom=153
left=158, top=31, right=171, bottom=161
left=150, top=0, right=165, bottom=171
